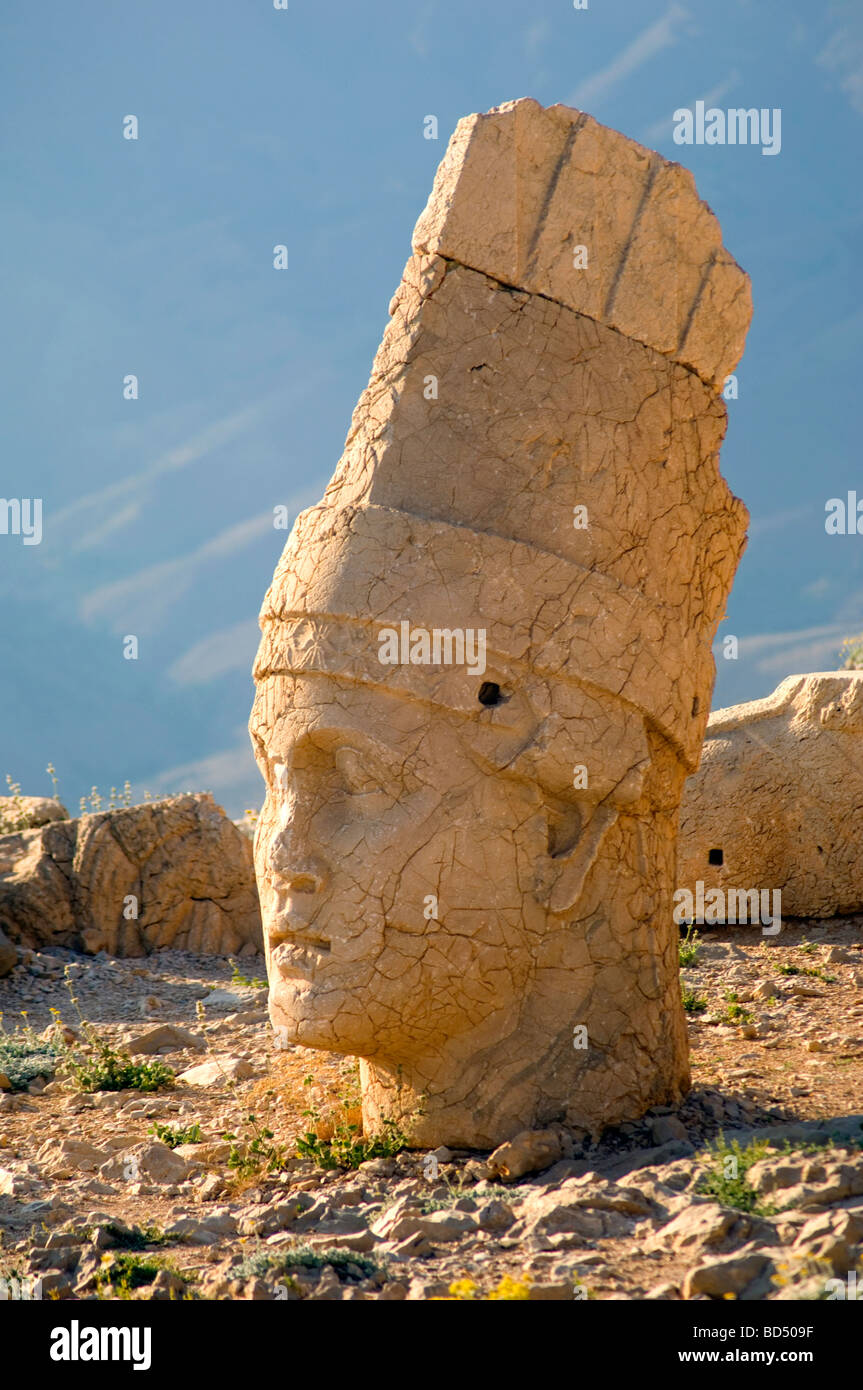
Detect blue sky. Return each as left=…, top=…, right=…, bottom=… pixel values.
left=1, top=0, right=861, bottom=816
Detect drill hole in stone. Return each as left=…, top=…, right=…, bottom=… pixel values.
left=478, top=681, right=505, bottom=707
left=708, top=847, right=724, bottom=866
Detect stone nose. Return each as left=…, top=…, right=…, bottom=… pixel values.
left=283, top=869, right=323, bottom=895
left=266, top=829, right=326, bottom=895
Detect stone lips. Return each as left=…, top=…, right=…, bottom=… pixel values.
left=679, top=672, right=863, bottom=920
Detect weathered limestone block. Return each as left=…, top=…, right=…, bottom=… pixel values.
left=250, top=99, right=751, bottom=1149
left=0, top=796, right=68, bottom=833
left=412, top=98, right=751, bottom=390
left=679, top=673, right=863, bottom=919
left=0, top=793, right=262, bottom=955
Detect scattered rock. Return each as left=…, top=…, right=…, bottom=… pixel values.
left=649, top=1115, right=689, bottom=1146
left=163, top=1218, right=221, bottom=1246
left=99, top=1141, right=191, bottom=1185
left=647, top=1202, right=748, bottom=1253
left=475, top=1198, right=516, bottom=1233
left=683, top=1250, right=776, bottom=1300
left=177, top=1058, right=254, bottom=1087
left=488, top=1129, right=564, bottom=1182
left=174, top=1140, right=230, bottom=1164
left=124, top=1024, right=206, bottom=1055
left=37, top=1138, right=110, bottom=1178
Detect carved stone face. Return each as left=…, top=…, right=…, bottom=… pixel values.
left=251, top=603, right=707, bottom=1146
left=251, top=674, right=548, bottom=1061
left=249, top=666, right=691, bottom=1151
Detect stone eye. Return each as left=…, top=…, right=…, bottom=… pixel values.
left=334, top=747, right=380, bottom=795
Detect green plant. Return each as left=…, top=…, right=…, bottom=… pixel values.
left=721, top=993, right=753, bottom=1024
left=296, top=1114, right=408, bottom=1171
left=237, top=1245, right=383, bottom=1282
left=78, top=781, right=135, bottom=816
left=420, top=1189, right=466, bottom=1215
left=776, top=962, right=836, bottom=983
left=0, top=1016, right=64, bottom=1090
left=149, top=1121, right=201, bottom=1149
left=59, top=971, right=174, bottom=1093
left=418, top=1167, right=474, bottom=1214
left=64, top=1045, right=173, bottom=1094
left=223, top=1113, right=287, bottom=1177
left=296, top=1072, right=409, bottom=1170
left=229, top=959, right=267, bottom=990
left=695, top=1134, right=774, bottom=1214
left=99, top=1223, right=169, bottom=1251
left=723, top=1003, right=753, bottom=1023
left=95, top=1252, right=189, bottom=1299
left=681, top=984, right=707, bottom=1014
left=774, top=1132, right=863, bottom=1160
left=678, top=922, right=701, bottom=968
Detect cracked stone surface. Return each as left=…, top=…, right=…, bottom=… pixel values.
left=0, top=794, right=262, bottom=956
left=249, top=98, right=752, bottom=1149
left=679, top=672, right=863, bottom=919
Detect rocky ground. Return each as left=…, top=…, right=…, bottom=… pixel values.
left=0, top=918, right=861, bottom=1301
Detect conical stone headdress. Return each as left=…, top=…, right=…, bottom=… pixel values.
left=255, top=99, right=749, bottom=786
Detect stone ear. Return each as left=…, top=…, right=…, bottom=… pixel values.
left=535, top=802, right=620, bottom=915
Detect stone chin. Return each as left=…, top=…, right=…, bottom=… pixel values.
left=268, top=973, right=379, bottom=1054
left=268, top=983, right=342, bottom=1050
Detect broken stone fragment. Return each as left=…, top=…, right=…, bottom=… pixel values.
left=682, top=1249, right=777, bottom=1300
left=0, top=793, right=262, bottom=955
left=98, top=1140, right=190, bottom=1185
left=679, top=673, right=863, bottom=919
left=487, top=1128, right=564, bottom=1182
left=177, top=1057, right=254, bottom=1087
left=123, top=1024, right=206, bottom=1056
left=0, top=796, right=68, bottom=833
left=36, top=1138, right=110, bottom=1178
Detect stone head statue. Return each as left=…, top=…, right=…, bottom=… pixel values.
left=250, top=99, right=751, bottom=1149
